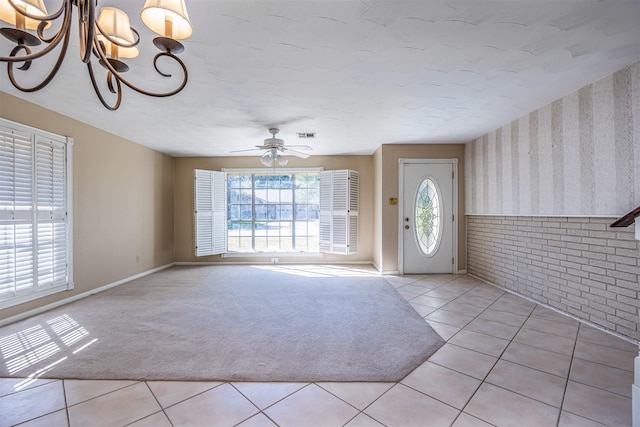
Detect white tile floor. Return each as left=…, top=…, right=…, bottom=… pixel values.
left=1, top=274, right=637, bottom=427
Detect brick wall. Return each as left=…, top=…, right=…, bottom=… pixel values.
left=467, top=215, right=639, bottom=341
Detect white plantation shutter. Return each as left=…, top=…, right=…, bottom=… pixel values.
left=319, top=170, right=359, bottom=254
left=0, top=118, right=72, bottom=309
left=348, top=171, right=359, bottom=253
left=319, top=171, right=332, bottom=252
left=36, top=137, right=68, bottom=290
left=193, top=169, right=227, bottom=256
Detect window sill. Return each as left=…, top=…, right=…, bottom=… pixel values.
left=221, top=252, right=324, bottom=258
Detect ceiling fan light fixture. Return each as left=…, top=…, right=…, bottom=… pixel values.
left=277, top=156, right=288, bottom=166
left=260, top=151, right=274, bottom=167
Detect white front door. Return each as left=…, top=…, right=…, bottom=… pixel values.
left=400, top=160, right=456, bottom=274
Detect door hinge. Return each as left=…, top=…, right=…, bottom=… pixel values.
left=452, top=214, right=455, bottom=221
left=452, top=257, right=455, bottom=265
left=452, top=171, right=454, bottom=179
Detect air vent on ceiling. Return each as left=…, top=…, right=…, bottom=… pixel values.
left=297, top=132, right=315, bottom=139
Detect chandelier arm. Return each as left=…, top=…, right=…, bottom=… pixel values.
left=149, top=52, right=188, bottom=95
left=87, top=60, right=121, bottom=111
left=0, top=3, right=73, bottom=63
left=92, top=42, right=189, bottom=97
left=6, top=15, right=73, bottom=92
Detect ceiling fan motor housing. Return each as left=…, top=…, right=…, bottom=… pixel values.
left=265, top=128, right=284, bottom=148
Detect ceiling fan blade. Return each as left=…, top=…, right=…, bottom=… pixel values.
left=230, top=144, right=274, bottom=153
left=229, top=148, right=262, bottom=153
left=284, top=149, right=311, bottom=159
left=285, top=145, right=313, bottom=150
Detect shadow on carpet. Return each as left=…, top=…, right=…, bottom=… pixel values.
left=0, top=265, right=444, bottom=382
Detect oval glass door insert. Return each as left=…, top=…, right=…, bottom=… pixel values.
left=415, top=178, right=442, bottom=256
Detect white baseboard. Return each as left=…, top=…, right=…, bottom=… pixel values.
left=174, top=261, right=375, bottom=266
left=634, top=383, right=639, bottom=427
left=635, top=356, right=640, bottom=427
left=0, top=263, right=174, bottom=327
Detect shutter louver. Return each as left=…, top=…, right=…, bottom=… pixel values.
left=0, top=119, right=72, bottom=309
left=194, top=169, right=227, bottom=256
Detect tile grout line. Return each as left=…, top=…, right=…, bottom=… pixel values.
left=452, top=287, right=547, bottom=423
left=140, top=381, right=174, bottom=427
left=408, top=277, right=507, bottom=425
left=230, top=381, right=312, bottom=426
left=62, top=379, right=71, bottom=427
left=554, top=322, right=582, bottom=427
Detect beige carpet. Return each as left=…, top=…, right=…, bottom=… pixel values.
left=0, top=265, right=444, bottom=382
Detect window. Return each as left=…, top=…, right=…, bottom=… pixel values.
left=227, top=171, right=320, bottom=253
left=0, top=118, right=73, bottom=309
left=193, top=168, right=358, bottom=256
left=415, top=177, right=441, bottom=256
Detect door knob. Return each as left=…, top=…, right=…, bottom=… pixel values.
left=404, top=225, right=410, bottom=229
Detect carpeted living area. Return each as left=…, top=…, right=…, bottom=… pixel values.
left=0, top=265, right=444, bottom=382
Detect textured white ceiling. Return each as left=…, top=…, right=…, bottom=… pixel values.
left=1, top=0, right=639, bottom=157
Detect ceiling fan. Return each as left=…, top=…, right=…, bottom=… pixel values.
left=230, top=128, right=312, bottom=166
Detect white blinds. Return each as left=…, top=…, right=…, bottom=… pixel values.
left=0, top=118, right=73, bottom=309
left=193, top=169, right=227, bottom=256
left=319, top=170, right=359, bottom=254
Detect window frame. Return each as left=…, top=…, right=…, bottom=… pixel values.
left=0, top=118, right=74, bottom=309
left=223, top=167, right=323, bottom=256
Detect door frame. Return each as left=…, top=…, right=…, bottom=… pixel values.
left=398, top=158, right=458, bottom=275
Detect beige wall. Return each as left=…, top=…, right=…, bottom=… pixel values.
left=378, top=144, right=467, bottom=273
left=1, top=93, right=175, bottom=320
left=174, top=155, right=374, bottom=264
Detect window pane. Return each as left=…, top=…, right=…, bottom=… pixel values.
left=227, top=175, right=241, bottom=188
left=279, top=237, right=292, bottom=251
left=280, top=204, right=293, bottom=220
left=228, top=188, right=242, bottom=204
left=255, top=205, right=267, bottom=221
left=295, top=205, right=307, bottom=220
left=240, top=204, right=252, bottom=220
left=254, top=236, right=267, bottom=251
left=415, top=178, right=441, bottom=256
left=228, top=204, right=240, bottom=221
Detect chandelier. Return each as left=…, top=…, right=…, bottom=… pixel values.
left=0, top=0, right=192, bottom=110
